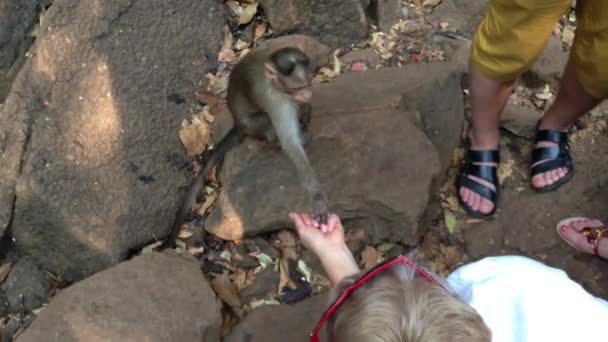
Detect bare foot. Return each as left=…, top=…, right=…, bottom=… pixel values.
left=558, top=218, right=608, bottom=259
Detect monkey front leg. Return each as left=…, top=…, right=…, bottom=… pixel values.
left=269, top=104, right=329, bottom=224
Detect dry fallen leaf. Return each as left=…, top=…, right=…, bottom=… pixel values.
left=195, top=90, right=220, bottom=106
left=440, top=244, right=464, bottom=268
left=221, top=25, right=233, bottom=51
left=212, top=273, right=243, bottom=317
left=254, top=22, right=267, bottom=41
left=252, top=252, right=275, bottom=268
left=361, top=245, right=379, bottom=269
left=208, top=103, right=225, bottom=117
left=423, top=0, right=442, bottom=7
left=193, top=189, right=218, bottom=216
left=562, top=25, right=575, bottom=46
left=235, top=38, right=251, bottom=51
left=331, top=50, right=342, bottom=76
left=220, top=250, right=233, bottom=262
left=250, top=298, right=281, bottom=310
left=0, top=262, right=12, bottom=284
left=141, top=241, right=162, bottom=255
left=497, top=157, right=515, bottom=183
left=239, top=2, right=258, bottom=25
left=178, top=115, right=211, bottom=156
left=219, top=48, right=238, bottom=64
left=297, top=259, right=313, bottom=283
left=277, top=230, right=298, bottom=259
left=445, top=195, right=460, bottom=212
left=187, top=245, right=205, bottom=255
left=278, top=257, right=295, bottom=292
left=206, top=72, right=230, bottom=95
left=178, top=227, right=194, bottom=239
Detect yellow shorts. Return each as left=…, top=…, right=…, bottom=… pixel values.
left=471, top=0, right=608, bottom=98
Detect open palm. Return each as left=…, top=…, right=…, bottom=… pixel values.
left=289, top=212, right=345, bottom=254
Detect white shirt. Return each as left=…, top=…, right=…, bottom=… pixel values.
left=446, top=255, right=608, bottom=342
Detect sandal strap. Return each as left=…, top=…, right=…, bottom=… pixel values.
left=467, top=164, right=498, bottom=184
left=531, top=157, right=573, bottom=175
left=534, top=129, right=569, bottom=144
left=531, top=128, right=573, bottom=176
left=466, top=149, right=500, bottom=164
left=460, top=176, right=497, bottom=203
left=459, top=149, right=499, bottom=203
left=582, top=226, right=608, bottom=256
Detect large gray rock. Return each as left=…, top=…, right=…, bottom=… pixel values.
left=428, top=0, right=489, bottom=37
left=531, top=34, right=569, bottom=80
left=206, top=62, right=465, bottom=246
left=1, top=258, right=51, bottom=313
left=259, top=0, right=369, bottom=48
left=1, top=0, right=224, bottom=281
left=16, top=252, right=223, bottom=342
left=0, top=0, right=51, bottom=101
left=226, top=293, right=330, bottom=342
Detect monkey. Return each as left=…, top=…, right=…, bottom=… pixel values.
left=156, top=47, right=329, bottom=251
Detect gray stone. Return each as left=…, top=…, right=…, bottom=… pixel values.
left=532, top=35, right=568, bottom=80
left=259, top=0, right=369, bottom=48
left=205, top=63, right=466, bottom=245
left=401, top=70, right=465, bottom=175
left=1, top=258, right=50, bottom=313
left=500, top=103, right=542, bottom=139
left=0, top=0, right=52, bottom=102
left=16, top=252, right=222, bottom=342
left=376, top=0, right=402, bottom=32
left=428, top=0, right=490, bottom=37
left=226, top=293, right=330, bottom=342
left=0, top=289, right=8, bottom=317
left=1, top=0, right=224, bottom=282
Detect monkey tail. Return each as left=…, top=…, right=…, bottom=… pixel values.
left=156, top=128, right=245, bottom=251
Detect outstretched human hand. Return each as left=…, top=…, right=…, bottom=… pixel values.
left=289, top=212, right=345, bottom=256
left=289, top=211, right=360, bottom=286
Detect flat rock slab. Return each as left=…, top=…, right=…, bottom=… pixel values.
left=226, top=293, right=329, bottom=342
left=206, top=63, right=466, bottom=246
left=16, top=252, right=222, bottom=342
left=1, top=0, right=224, bottom=281
left=462, top=131, right=608, bottom=299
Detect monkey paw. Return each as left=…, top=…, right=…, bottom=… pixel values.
left=311, top=193, right=329, bottom=225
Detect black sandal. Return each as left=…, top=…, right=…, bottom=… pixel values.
left=530, top=127, right=575, bottom=193
left=456, top=146, right=500, bottom=219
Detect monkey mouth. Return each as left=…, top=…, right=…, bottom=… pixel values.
left=287, top=85, right=311, bottom=93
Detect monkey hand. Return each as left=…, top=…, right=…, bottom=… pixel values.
left=289, top=212, right=345, bottom=255
left=311, top=192, right=330, bottom=226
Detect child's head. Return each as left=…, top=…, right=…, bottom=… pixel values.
left=325, top=261, right=491, bottom=342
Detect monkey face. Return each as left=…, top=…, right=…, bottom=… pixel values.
left=266, top=47, right=313, bottom=103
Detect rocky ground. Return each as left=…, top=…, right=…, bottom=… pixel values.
left=0, top=0, right=606, bottom=341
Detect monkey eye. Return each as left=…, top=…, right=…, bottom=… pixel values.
left=276, top=60, right=296, bottom=75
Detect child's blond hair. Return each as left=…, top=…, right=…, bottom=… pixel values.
left=327, top=258, right=491, bottom=342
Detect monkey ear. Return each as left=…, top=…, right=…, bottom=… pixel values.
left=264, top=62, right=278, bottom=80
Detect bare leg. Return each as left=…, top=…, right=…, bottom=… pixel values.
left=531, top=58, right=602, bottom=190
left=459, top=60, right=514, bottom=215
